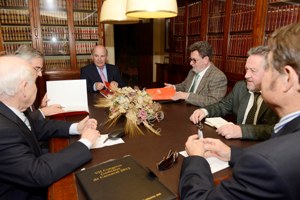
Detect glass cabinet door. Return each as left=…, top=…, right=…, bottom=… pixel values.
left=73, top=0, right=101, bottom=69
left=0, top=0, right=31, bottom=54
left=39, top=0, right=71, bottom=71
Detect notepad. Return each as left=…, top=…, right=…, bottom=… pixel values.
left=205, top=117, right=230, bottom=129
left=46, top=79, right=89, bottom=116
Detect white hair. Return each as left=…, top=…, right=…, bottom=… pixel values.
left=0, top=56, right=35, bottom=97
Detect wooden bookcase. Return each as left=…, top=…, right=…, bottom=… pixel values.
left=0, top=0, right=104, bottom=102
left=166, top=0, right=300, bottom=89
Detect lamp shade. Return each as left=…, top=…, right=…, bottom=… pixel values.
left=126, top=0, right=178, bottom=19
left=100, top=0, right=140, bottom=24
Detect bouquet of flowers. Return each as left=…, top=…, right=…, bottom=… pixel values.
left=95, top=86, right=164, bottom=137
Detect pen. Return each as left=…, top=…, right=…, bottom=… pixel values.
left=197, top=121, right=204, bottom=139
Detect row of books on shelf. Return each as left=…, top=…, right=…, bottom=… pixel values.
left=188, top=19, right=201, bottom=35
left=211, top=55, right=222, bottom=69
left=0, top=0, right=28, bottom=7
left=75, top=42, right=98, bottom=54
left=225, top=57, right=247, bottom=75
left=172, top=37, right=185, bottom=53
left=43, top=42, right=70, bottom=55
left=208, top=36, right=224, bottom=55
left=1, top=26, right=31, bottom=41
left=208, top=15, right=225, bottom=33
left=42, top=26, right=68, bottom=41
left=209, top=0, right=225, bottom=14
left=44, top=59, right=71, bottom=71
left=265, top=5, right=299, bottom=32
left=230, top=10, right=254, bottom=32
left=188, top=1, right=202, bottom=19
left=73, top=0, right=98, bottom=11
left=174, top=7, right=185, bottom=23
left=74, top=12, right=98, bottom=26
left=232, top=0, right=255, bottom=10
left=74, top=27, right=99, bottom=40
left=228, top=34, right=253, bottom=57
left=187, top=35, right=201, bottom=48
left=40, top=11, right=68, bottom=25
left=174, top=22, right=185, bottom=36
left=3, top=43, right=31, bottom=54
left=170, top=54, right=184, bottom=65
left=0, top=10, right=30, bottom=25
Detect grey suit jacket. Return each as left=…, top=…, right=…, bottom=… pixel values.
left=179, top=115, right=300, bottom=200
left=0, top=102, right=92, bottom=199
left=204, top=80, right=279, bottom=140
left=175, top=64, right=227, bottom=107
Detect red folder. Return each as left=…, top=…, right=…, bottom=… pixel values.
left=146, top=87, right=176, bottom=100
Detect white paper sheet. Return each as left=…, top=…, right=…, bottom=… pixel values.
left=46, top=79, right=89, bottom=113
left=91, top=134, right=125, bottom=149
left=205, top=117, right=231, bottom=129
left=180, top=151, right=229, bottom=173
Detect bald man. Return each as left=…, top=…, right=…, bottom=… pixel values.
left=80, top=45, right=126, bottom=93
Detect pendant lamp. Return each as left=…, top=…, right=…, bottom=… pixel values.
left=126, top=0, right=178, bottom=19
left=100, top=0, right=140, bottom=24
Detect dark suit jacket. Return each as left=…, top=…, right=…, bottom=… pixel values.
left=204, top=80, right=279, bottom=140
left=80, top=63, right=126, bottom=93
left=179, top=115, right=300, bottom=200
left=0, top=102, right=92, bottom=199
left=175, top=64, right=227, bottom=107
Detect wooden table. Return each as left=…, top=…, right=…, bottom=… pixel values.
left=48, top=93, right=258, bottom=200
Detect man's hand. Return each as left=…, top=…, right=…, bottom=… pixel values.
left=95, top=82, right=105, bottom=90
left=40, top=104, right=64, bottom=117
left=81, top=128, right=101, bottom=145
left=216, top=123, right=242, bottom=139
left=202, top=138, right=231, bottom=162
left=190, top=109, right=207, bottom=124
left=185, top=134, right=205, bottom=156
left=110, top=81, right=118, bottom=90
left=77, top=116, right=98, bottom=134
left=172, top=91, right=189, bottom=100
left=164, top=83, right=175, bottom=88
left=40, top=93, right=49, bottom=108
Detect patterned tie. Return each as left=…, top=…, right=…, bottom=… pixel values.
left=99, top=68, right=107, bottom=82
left=189, top=73, right=200, bottom=93
left=245, top=93, right=260, bottom=124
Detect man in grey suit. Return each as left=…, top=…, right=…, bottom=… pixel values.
left=0, top=56, right=100, bottom=199
left=165, top=41, right=227, bottom=107
left=190, top=46, right=278, bottom=140
left=180, top=23, right=300, bottom=200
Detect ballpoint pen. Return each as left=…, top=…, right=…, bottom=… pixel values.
left=197, top=121, right=204, bottom=139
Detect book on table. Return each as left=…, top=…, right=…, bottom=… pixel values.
left=99, top=81, right=114, bottom=97
left=75, top=155, right=177, bottom=200
left=46, top=79, right=89, bottom=117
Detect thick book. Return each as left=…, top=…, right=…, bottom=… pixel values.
left=75, top=155, right=177, bottom=200
left=46, top=79, right=89, bottom=116
left=146, top=87, right=176, bottom=100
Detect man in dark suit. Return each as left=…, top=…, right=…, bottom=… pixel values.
left=180, top=23, right=300, bottom=200
left=190, top=46, right=278, bottom=140
left=80, top=45, right=126, bottom=93
left=165, top=41, right=227, bottom=107
left=0, top=56, right=101, bottom=199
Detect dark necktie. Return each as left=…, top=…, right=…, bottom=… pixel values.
left=189, top=73, right=200, bottom=93
left=245, top=93, right=260, bottom=124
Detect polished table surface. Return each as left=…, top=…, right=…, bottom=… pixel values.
left=48, top=93, right=258, bottom=200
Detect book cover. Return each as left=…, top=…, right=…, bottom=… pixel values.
left=146, top=87, right=176, bottom=100
left=76, top=155, right=177, bottom=200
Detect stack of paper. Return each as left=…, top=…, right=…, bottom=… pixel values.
left=205, top=117, right=230, bottom=128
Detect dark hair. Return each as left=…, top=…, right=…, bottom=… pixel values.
left=247, top=45, right=269, bottom=69
left=188, top=41, right=213, bottom=60
left=268, top=23, right=300, bottom=83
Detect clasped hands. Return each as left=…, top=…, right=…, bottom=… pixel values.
left=185, top=135, right=231, bottom=162
left=95, top=81, right=118, bottom=91
left=77, top=116, right=101, bottom=145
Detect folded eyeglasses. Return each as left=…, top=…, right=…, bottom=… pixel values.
left=157, top=149, right=179, bottom=171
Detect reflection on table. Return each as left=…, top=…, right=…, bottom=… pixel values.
left=48, top=93, right=258, bottom=200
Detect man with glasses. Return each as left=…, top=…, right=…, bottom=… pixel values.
left=14, top=45, right=64, bottom=118
left=165, top=41, right=227, bottom=107
left=190, top=46, right=278, bottom=140
left=180, top=23, right=300, bottom=200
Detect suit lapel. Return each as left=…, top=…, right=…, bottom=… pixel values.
left=275, top=116, right=300, bottom=137
left=195, top=65, right=213, bottom=93
left=0, top=103, right=42, bottom=156
left=91, top=63, right=103, bottom=83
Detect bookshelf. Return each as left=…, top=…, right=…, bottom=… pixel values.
left=166, top=0, right=300, bottom=88
left=0, top=0, right=104, bottom=103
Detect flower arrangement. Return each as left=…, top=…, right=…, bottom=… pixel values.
left=95, top=86, right=164, bottom=137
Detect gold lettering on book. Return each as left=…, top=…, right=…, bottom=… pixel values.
left=92, top=164, right=131, bottom=182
